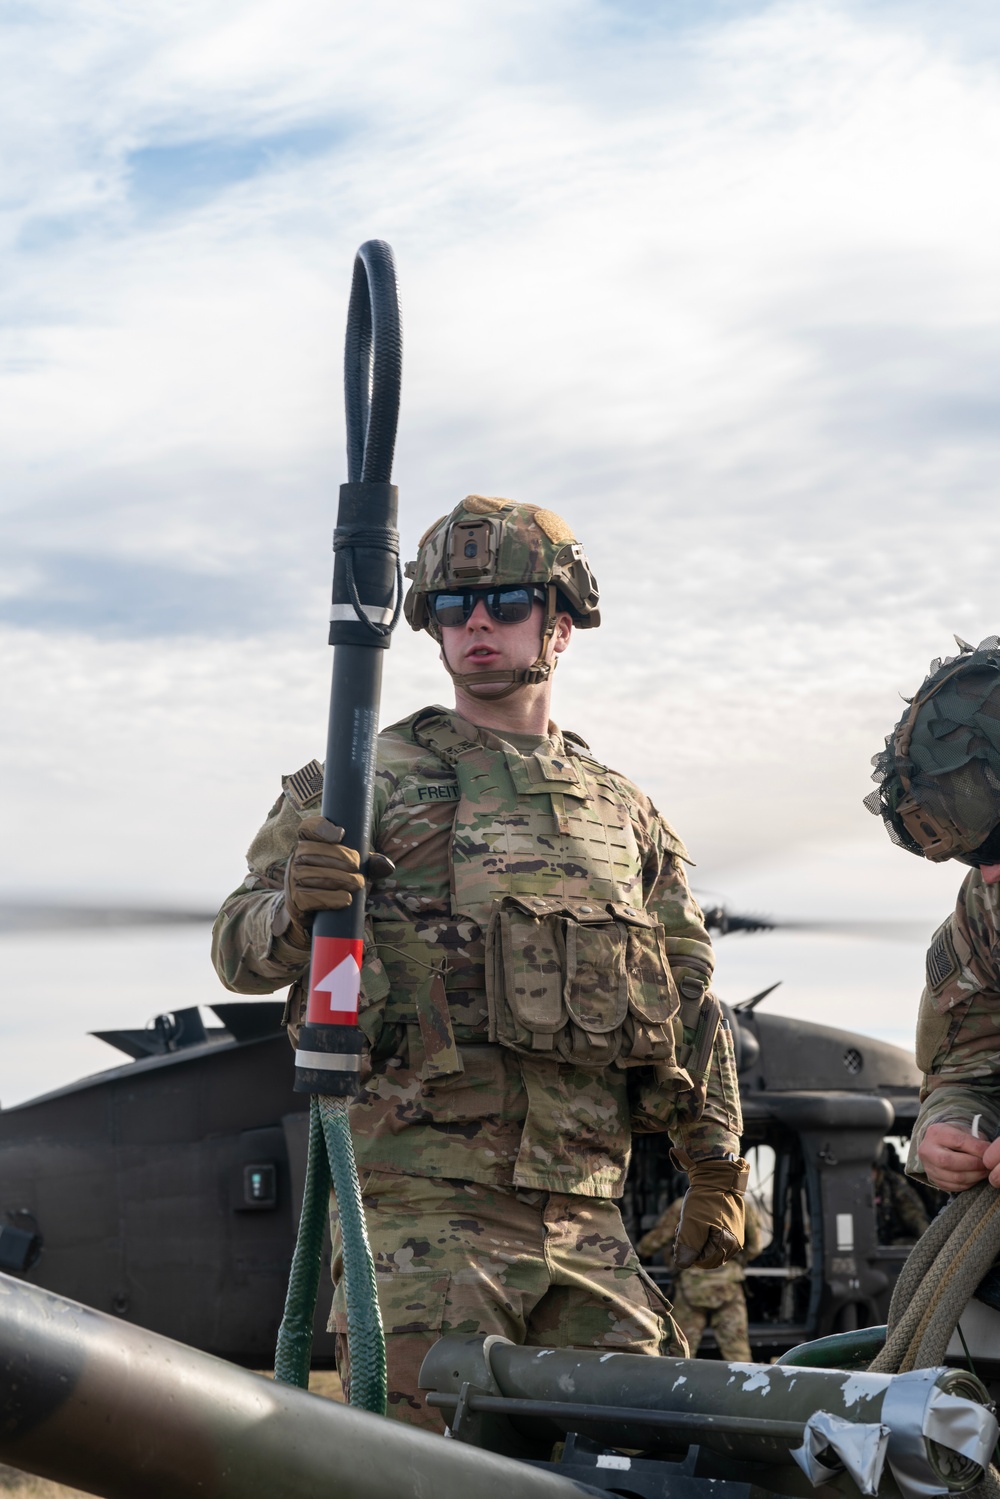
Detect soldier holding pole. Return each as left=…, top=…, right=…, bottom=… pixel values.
left=214, top=494, right=746, bottom=1427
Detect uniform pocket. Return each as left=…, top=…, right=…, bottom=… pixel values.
left=614, top=905, right=679, bottom=1063
left=915, top=985, right=959, bottom=1073
left=564, top=921, right=629, bottom=1033
left=331, top=1268, right=450, bottom=1336
left=414, top=1043, right=515, bottom=1122
left=496, top=898, right=565, bottom=1041
left=486, top=895, right=681, bottom=1071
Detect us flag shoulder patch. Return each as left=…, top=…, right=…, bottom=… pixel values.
left=283, top=758, right=324, bottom=810
left=926, top=924, right=959, bottom=993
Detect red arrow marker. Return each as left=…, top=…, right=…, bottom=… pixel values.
left=306, top=936, right=363, bottom=1025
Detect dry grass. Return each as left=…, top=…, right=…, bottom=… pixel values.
left=0, top=1369, right=344, bottom=1496
left=305, top=1367, right=345, bottom=1402
left=0, top=1471, right=91, bottom=1498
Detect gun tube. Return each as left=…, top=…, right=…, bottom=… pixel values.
left=0, top=1274, right=597, bottom=1499
left=420, top=1338, right=997, bottom=1499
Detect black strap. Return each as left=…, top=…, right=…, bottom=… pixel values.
left=333, top=522, right=403, bottom=638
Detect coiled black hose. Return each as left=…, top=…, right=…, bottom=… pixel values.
left=344, top=239, right=402, bottom=485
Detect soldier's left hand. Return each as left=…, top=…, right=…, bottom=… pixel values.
left=674, top=1157, right=750, bottom=1270
left=982, top=1134, right=1000, bottom=1188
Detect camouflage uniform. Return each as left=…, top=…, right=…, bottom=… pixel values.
left=637, top=1197, right=762, bottom=1361
left=873, top=1163, right=930, bottom=1244
left=907, top=870, right=1000, bottom=1178
left=214, top=709, right=741, bottom=1424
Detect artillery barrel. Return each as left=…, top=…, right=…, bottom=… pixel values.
left=421, top=1337, right=997, bottom=1498
left=0, top=1274, right=596, bottom=1499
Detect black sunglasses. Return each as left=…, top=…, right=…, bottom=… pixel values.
left=430, top=585, right=545, bottom=628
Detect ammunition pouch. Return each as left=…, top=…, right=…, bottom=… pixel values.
left=485, top=893, right=680, bottom=1070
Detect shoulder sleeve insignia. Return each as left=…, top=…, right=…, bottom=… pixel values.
left=282, top=758, right=324, bottom=810
left=926, top=923, right=960, bottom=994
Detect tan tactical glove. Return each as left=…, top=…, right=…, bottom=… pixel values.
left=673, top=1157, right=749, bottom=1271
left=278, top=816, right=383, bottom=942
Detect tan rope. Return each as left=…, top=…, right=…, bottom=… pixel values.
left=869, top=1182, right=1000, bottom=1499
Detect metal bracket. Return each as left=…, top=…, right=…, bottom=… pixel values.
left=527, top=1434, right=756, bottom=1499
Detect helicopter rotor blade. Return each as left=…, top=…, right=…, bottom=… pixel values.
left=767, top=917, right=933, bottom=941
left=0, top=901, right=931, bottom=943
left=702, top=904, right=931, bottom=943
left=701, top=905, right=774, bottom=935
left=0, top=902, right=218, bottom=935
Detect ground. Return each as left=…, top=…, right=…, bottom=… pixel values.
left=0, top=1370, right=344, bottom=1495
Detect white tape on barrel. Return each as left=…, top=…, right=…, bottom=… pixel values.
left=294, top=1050, right=363, bottom=1071
left=329, top=604, right=394, bottom=623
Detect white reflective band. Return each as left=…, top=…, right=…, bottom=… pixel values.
left=329, top=604, right=393, bottom=624
left=294, top=1050, right=362, bottom=1071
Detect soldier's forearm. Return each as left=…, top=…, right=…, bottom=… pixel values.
left=908, top=1085, right=1000, bottom=1176
left=699, top=1013, right=743, bottom=1136
left=672, top=1116, right=742, bottom=1164
left=211, top=885, right=311, bottom=994
left=648, top=859, right=715, bottom=993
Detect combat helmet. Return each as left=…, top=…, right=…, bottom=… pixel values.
left=865, top=635, right=1000, bottom=863
left=403, top=495, right=600, bottom=698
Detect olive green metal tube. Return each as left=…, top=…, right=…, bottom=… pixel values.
left=421, top=1336, right=996, bottom=1498
left=0, top=1275, right=595, bottom=1499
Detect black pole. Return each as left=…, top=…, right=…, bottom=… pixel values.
left=293, top=240, right=402, bottom=1096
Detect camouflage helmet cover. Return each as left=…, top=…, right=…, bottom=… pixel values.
left=865, top=636, right=1000, bottom=861
left=403, top=495, right=601, bottom=635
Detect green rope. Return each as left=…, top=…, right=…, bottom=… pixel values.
left=319, top=1096, right=386, bottom=1415
left=274, top=1097, right=332, bottom=1388
left=273, top=1095, right=387, bottom=1416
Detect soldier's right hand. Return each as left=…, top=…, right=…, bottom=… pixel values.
left=674, top=1157, right=749, bottom=1270
left=918, top=1123, right=989, bottom=1193
left=282, top=816, right=366, bottom=936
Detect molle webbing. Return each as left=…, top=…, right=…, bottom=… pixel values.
left=373, top=710, right=691, bottom=1087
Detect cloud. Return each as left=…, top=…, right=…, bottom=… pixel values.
left=2, top=0, right=1000, bottom=1088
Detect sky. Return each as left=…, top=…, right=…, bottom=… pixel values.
left=2, top=0, right=999, bottom=1104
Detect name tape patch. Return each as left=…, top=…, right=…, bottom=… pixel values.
left=402, top=783, right=460, bottom=805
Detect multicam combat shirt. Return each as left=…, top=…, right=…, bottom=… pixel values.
left=212, top=707, right=741, bottom=1199
left=908, top=868, right=1000, bottom=1176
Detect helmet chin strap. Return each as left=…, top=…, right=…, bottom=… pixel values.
left=440, top=584, right=561, bottom=702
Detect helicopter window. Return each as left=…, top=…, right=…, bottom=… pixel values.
left=872, top=1133, right=943, bottom=1247
left=745, top=1143, right=775, bottom=1252
left=741, top=1127, right=814, bottom=1338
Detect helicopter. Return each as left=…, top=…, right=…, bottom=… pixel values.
left=0, top=896, right=938, bottom=1367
